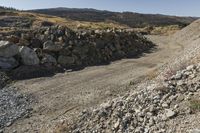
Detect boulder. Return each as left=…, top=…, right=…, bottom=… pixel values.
left=43, top=41, right=62, bottom=52
left=41, top=54, right=57, bottom=65
left=30, top=38, right=42, bottom=48
left=57, top=55, right=75, bottom=66
left=19, top=46, right=40, bottom=65
left=0, top=57, right=19, bottom=69
left=0, top=41, right=19, bottom=57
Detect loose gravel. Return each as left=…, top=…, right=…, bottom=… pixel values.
left=0, top=86, right=33, bottom=130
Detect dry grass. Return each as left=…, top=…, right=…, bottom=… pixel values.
left=151, top=25, right=181, bottom=35
left=4, top=11, right=127, bottom=30
left=133, top=25, right=181, bottom=35
left=190, top=99, right=200, bottom=112
left=146, top=68, right=159, bottom=80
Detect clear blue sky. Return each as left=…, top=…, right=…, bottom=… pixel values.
left=0, top=0, right=200, bottom=17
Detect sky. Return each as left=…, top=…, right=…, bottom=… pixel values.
left=0, top=0, right=200, bottom=17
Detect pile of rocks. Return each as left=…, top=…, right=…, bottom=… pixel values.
left=71, top=64, right=200, bottom=133
left=0, top=41, right=39, bottom=69
left=0, top=25, right=154, bottom=70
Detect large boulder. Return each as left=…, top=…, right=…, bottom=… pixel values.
left=0, top=57, right=19, bottom=69
left=0, top=41, right=19, bottom=57
left=41, top=54, right=57, bottom=65
left=19, top=46, right=40, bottom=65
left=57, top=55, right=75, bottom=66
left=43, top=41, right=63, bottom=52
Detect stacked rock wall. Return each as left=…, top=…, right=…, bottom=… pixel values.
left=0, top=26, right=154, bottom=70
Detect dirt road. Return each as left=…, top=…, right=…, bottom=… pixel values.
left=5, top=35, right=184, bottom=132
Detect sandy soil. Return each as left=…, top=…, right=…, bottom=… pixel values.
left=4, top=35, right=185, bottom=133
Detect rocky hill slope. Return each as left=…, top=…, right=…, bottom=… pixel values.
left=31, top=7, right=198, bottom=28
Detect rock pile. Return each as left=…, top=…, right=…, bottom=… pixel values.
left=71, top=63, right=200, bottom=133
left=0, top=26, right=154, bottom=70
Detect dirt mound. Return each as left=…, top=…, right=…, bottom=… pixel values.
left=173, top=19, right=200, bottom=45
left=159, top=19, right=200, bottom=78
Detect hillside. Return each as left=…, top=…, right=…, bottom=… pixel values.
left=31, top=7, right=198, bottom=28
left=0, top=10, right=127, bottom=33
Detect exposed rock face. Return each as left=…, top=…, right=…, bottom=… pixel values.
left=19, top=46, right=40, bottom=65
left=0, top=41, right=18, bottom=58
left=0, top=57, right=18, bottom=69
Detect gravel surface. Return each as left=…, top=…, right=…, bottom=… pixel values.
left=0, top=71, right=9, bottom=89
left=0, top=86, right=33, bottom=130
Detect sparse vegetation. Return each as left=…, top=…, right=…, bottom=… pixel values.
left=146, top=68, right=159, bottom=80
left=0, top=10, right=127, bottom=33
left=190, top=99, right=200, bottom=112
left=31, top=8, right=198, bottom=28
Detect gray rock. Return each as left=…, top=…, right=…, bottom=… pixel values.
left=57, top=55, right=75, bottom=66
left=0, top=57, right=19, bottom=69
left=0, top=41, right=19, bottom=58
left=41, top=54, right=57, bottom=65
left=19, top=46, right=40, bottom=65
left=172, top=72, right=182, bottom=80
left=113, top=120, right=120, bottom=129
left=186, top=65, right=195, bottom=71
left=6, top=121, right=12, bottom=127
left=100, top=102, right=112, bottom=110
left=165, top=109, right=176, bottom=118
left=190, top=129, right=200, bottom=133
left=43, top=41, right=62, bottom=52
left=161, top=103, right=169, bottom=108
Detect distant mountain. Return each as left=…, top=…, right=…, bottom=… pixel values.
left=30, top=7, right=198, bottom=28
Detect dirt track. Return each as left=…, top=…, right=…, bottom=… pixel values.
left=5, top=35, right=185, bottom=132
